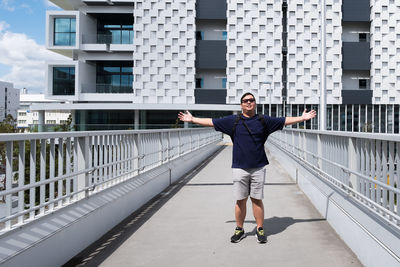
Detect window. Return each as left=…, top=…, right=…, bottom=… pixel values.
left=46, top=120, right=56, bottom=124
left=97, top=22, right=134, bottom=44
left=222, top=31, right=227, bottom=40
left=222, top=78, right=227, bottom=89
left=196, top=31, right=203, bottom=40
left=54, top=18, right=76, bottom=46
left=53, top=67, right=75, bottom=95
left=96, top=63, right=133, bottom=93
left=18, top=120, right=26, bottom=124
left=18, top=112, right=27, bottom=116
left=359, top=33, right=367, bottom=42
left=195, top=78, right=203, bottom=88
left=359, top=79, right=367, bottom=89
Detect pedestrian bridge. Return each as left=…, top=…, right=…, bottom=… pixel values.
left=0, top=128, right=399, bottom=267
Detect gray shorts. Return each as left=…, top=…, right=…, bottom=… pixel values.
left=232, top=167, right=266, bottom=200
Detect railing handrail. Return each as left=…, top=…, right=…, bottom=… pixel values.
left=0, top=127, right=211, bottom=141
left=0, top=128, right=222, bottom=233
left=282, top=127, right=400, bottom=142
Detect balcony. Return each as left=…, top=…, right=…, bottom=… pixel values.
left=342, top=0, right=370, bottom=22
left=196, top=0, right=227, bottom=20
left=195, top=40, right=227, bottom=69
left=342, top=89, right=372, bottom=104
left=82, top=84, right=133, bottom=94
left=342, top=42, right=370, bottom=70
left=194, top=89, right=226, bottom=104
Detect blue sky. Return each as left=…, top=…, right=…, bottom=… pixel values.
left=0, top=0, right=64, bottom=93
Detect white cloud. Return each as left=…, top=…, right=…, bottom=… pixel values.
left=0, top=22, right=67, bottom=93
left=0, top=0, right=15, bottom=11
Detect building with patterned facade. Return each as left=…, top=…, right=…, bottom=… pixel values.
left=38, top=0, right=400, bottom=132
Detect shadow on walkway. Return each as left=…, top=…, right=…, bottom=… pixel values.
left=225, top=216, right=326, bottom=238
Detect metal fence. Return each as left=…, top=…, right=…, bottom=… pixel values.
left=269, top=129, right=400, bottom=231
left=0, top=128, right=222, bottom=233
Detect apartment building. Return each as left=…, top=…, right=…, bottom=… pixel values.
left=40, top=0, right=400, bottom=132
left=17, top=92, right=71, bottom=130
left=0, top=81, right=20, bottom=121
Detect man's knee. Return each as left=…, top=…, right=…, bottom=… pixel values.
left=236, top=198, right=248, bottom=205
left=250, top=197, right=263, bottom=205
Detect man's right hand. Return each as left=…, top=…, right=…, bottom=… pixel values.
left=178, top=110, right=193, bottom=122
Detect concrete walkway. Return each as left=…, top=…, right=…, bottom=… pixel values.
left=66, top=145, right=362, bottom=267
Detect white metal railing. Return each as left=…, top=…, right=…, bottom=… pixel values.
left=0, top=128, right=222, bottom=233
left=269, top=129, right=400, bottom=231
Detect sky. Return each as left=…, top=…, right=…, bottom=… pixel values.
left=0, top=0, right=67, bottom=93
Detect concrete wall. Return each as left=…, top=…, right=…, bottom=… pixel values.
left=0, top=142, right=222, bottom=267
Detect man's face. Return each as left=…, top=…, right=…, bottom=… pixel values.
left=240, top=95, right=256, bottom=113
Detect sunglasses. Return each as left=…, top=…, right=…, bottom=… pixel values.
left=241, top=98, right=255, bottom=104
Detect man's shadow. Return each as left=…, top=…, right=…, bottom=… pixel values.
left=226, top=216, right=325, bottom=237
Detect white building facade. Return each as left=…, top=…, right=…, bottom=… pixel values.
left=41, top=0, right=400, bottom=133
left=17, top=93, right=71, bottom=130
left=0, top=81, right=20, bottom=121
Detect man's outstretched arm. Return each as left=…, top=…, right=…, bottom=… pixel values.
left=284, top=109, right=317, bottom=126
left=178, top=110, right=214, bottom=127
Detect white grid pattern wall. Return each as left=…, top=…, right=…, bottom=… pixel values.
left=226, top=0, right=282, bottom=104
left=371, top=1, right=400, bottom=104
left=132, top=0, right=196, bottom=104
left=287, top=0, right=342, bottom=105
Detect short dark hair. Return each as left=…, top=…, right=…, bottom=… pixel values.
left=240, top=92, right=255, bottom=103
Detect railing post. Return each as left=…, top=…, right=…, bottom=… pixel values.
left=76, top=136, right=90, bottom=199
left=348, top=137, right=358, bottom=189
left=5, top=141, right=12, bottom=230
left=317, top=133, right=323, bottom=170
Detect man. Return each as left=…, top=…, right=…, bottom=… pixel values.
left=178, top=92, right=316, bottom=243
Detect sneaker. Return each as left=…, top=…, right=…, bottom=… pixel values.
left=256, top=227, right=267, bottom=243
left=230, top=227, right=245, bottom=243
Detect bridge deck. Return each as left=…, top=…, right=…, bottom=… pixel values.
left=66, top=145, right=362, bottom=267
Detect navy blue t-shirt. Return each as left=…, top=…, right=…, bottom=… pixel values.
left=213, top=114, right=285, bottom=169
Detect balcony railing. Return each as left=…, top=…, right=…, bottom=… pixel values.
left=81, top=83, right=133, bottom=94
left=82, top=34, right=133, bottom=45
left=0, top=128, right=222, bottom=233
left=269, top=129, right=400, bottom=231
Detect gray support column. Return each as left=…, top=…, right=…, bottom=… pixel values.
left=184, top=122, right=189, bottom=128
left=38, top=110, right=45, bottom=132
left=80, top=110, right=87, bottom=131
left=134, top=110, right=139, bottom=130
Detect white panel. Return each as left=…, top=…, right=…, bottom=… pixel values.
left=132, top=0, right=196, bottom=104
left=227, top=0, right=282, bottom=104
left=371, top=1, right=400, bottom=104
left=287, top=0, right=342, bottom=105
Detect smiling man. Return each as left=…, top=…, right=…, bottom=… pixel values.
left=178, top=92, right=316, bottom=243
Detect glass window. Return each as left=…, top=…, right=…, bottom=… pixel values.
left=96, top=63, right=133, bottom=93
left=195, top=78, right=203, bottom=88
left=359, top=33, right=367, bottom=42
left=53, top=67, right=75, bottom=95
left=359, top=79, right=367, bottom=89
left=196, top=31, right=203, bottom=40
left=222, top=78, right=227, bottom=89
left=222, top=31, right=227, bottom=40
left=98, top=21, right=134, bottom=44
left=54, top=18, right=76, bottom=46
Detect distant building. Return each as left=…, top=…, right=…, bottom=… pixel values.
left=0, top=81, right=20, bottom=121
left=17, top=91, right=71, bottom=129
